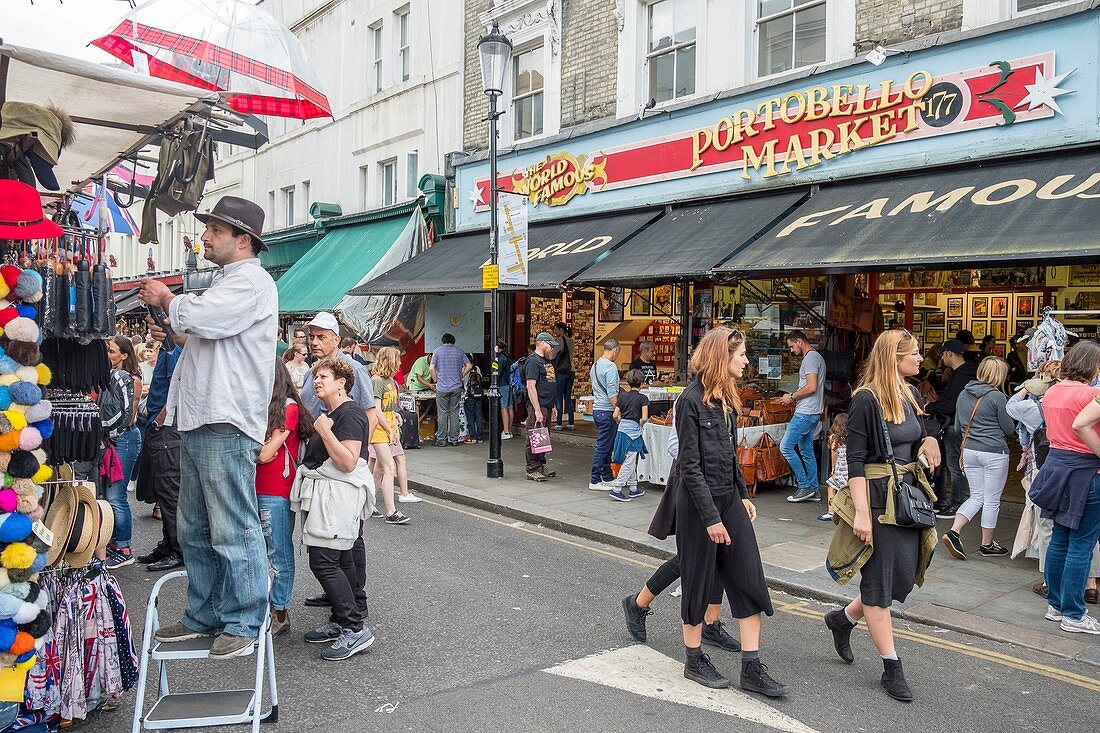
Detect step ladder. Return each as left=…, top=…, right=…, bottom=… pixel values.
left=131, top=571, right=279, bottom=732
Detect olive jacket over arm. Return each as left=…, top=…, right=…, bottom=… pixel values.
left=673, top=380, right=748, bottom=528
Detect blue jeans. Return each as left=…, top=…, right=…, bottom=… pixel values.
left=177, top=424, right=267, bottom=638
left=555, top=371, right=575, bottom=427
left=466, top=396, right=484, bottom=441
left=106, top=426, right=143, bottom=548
left=258, top=494, right=295, bottom=612
left=780, top=412, right=820, bottom=493
left=590, top=410, right=616, bottom=484
left=1045, top=474, right=1100, bottom=621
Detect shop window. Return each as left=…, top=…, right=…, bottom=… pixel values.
left=512, top=47, right=544, bottom=140
left=647, top=0, right=697, bottom=104
left=396, top=9, right=411, bottom=82
left=405, top=151, right=419, bottom=200
left=371, top=23, right=384, bottom=93
left=380, top=160, right=397, bottom=207
left=757, top=0, right=826, bottom=77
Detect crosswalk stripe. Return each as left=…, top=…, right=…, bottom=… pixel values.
left=544, top=646, right=821, bottom=733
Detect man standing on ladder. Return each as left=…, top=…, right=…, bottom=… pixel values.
left=140, top=196, right=277, bottom=660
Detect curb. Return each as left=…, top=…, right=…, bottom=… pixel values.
left=409, top=477, right=1100, bottom=669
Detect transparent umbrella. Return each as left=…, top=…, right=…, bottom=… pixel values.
left=91, top=0, right=331, bottom=119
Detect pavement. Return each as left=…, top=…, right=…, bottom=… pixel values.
left=102, top=495, right=1098, bottom=732
left=405, top=433, right=1100, bottom=669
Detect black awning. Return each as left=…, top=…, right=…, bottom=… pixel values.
left=349, top=209, right=662, bottom=295
left=114, top=283, right=183, bottom=315
left=571, top=191, right=807, bottom=288
left=715, top=147, right=1100, bottom=276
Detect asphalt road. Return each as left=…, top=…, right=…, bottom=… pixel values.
left=91, top=495, right=1097, bottom=733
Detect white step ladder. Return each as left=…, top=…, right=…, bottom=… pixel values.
left=131, top=571, right=279, bottom=732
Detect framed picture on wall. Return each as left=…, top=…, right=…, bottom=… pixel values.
left=653, top=285, right=673, bottom=314
left=928, top=311, right=945, bottom=326
left=911, top=322, right=924, bottom=334
left=926, top=328, right=944, bottom=344
left=991, top=296, right=1009, bottom=318
left=629, top=289, right=651, bottom=317
left=971, top=297, right=988, bottom=318
left=1014, top=320, right=1034, bottom=336
left=672, top=286, right=682, bottom=316
left=972, top=320, right=988, bottom=340
left=947, top=319, right=963, bottom=336
left=1016, top=295, right=1036, bottom=318
left=991, top=320, right=1008, bottom=339
left=598, top=288, right=624, bottom=322
left=947, top=298, right=964, bottom=318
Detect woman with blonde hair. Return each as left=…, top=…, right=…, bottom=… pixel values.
left=942, top=356, right=1016, bottom=560
left=824, top=329, right=941, bottom=701
left=674, top=327, right=786, bottom=697
left=369, top=347, right=412, bottom=524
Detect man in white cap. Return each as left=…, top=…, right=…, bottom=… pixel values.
left=139, top=195, right=276, bottom=660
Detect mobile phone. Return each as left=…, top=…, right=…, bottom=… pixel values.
left=918, top=454, right=930, bottom=471
left=148, top=305, right=177, bottom=351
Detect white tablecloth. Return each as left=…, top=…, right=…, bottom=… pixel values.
left=636, top=421, right=797, bottom=485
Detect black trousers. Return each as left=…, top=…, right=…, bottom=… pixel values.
left=146, top=423, right=181, bottom=554
left=647, top=555, right=724, bottom=606
left=676, top=489, right=773, bottom=626
left=308, top=544, right=363, bottom=632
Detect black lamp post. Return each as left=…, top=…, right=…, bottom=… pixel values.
left=479, top=21, right=512, bottom=479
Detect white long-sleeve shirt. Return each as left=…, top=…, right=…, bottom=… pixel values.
left=166, top=258, right=278, bottom=445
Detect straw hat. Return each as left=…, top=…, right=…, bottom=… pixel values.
left=63, top=483, right=99, bottom=568
left=94, top=500, right=114, bottom=553
left=43, top=484, right=77, bottom=567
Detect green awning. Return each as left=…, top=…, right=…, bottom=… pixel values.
left=275, top=212, right=415, bottom=314
left=259, top=223, right=321, bottom=280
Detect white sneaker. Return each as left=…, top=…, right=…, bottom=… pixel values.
left=588, top=481, right=614, bottom=491
left=398, top=493, right=423, bottom=504
left=1060, top=613, right=1100, bottom=635
left=501, top=432, right=513, bottom=440
left=1044, top=605, right=1063, bottom=622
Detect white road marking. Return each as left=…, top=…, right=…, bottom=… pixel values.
left=543, top=646, right=820, bottom=733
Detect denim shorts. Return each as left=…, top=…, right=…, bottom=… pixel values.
left=499, top=384, right=514, bottom=408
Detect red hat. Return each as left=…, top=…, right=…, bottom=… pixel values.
left=0, top=182, right=62, bottom=240
left=0, top=266, right=21, bottom=291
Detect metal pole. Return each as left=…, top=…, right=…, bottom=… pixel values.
left=486, top=91, right=503, bottom=479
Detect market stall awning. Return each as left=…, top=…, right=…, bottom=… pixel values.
left=275, top=206, right=419, bottom=314
left=114, top=283, right=183, bottom=315
left=571, top=191, right=808, bottom=288
left=260, top=223, right=321, bottom=280
left=0, top=43, right=223, bottom=194
left=350, top=209, right=662, bottom=295
left=715, top=147, right=1100, bottom=276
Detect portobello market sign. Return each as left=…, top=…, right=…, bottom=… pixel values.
left=470, top=52, right=1071, bottom=211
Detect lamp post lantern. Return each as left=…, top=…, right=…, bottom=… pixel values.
left=479, top=21, right=512, bottom=479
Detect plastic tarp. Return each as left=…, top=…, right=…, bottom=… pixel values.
left=0, top=42, right=221, bottom=193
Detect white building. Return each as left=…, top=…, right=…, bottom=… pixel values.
left=156, top=0, right=463, bottom=267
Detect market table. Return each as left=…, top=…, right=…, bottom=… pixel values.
left=402, top=391, right=473, bottom=442
left=636, top=421, right=820, bottom=485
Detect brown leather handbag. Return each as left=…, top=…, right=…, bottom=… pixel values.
left=758, top=398, right=794, bottom=425
left=737, top=436, right=758, bottom=492
left=754, top=433, right=791, bottom=483
left=828, top=292, right=854, bottom=330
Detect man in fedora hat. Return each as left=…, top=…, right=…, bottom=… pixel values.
left=138, top=195, right=277, bottom=660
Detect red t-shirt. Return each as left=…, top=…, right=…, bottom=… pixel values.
left=256, top=402, right=301, bottom=499
left=1042, top=381, right=1100, bottom=456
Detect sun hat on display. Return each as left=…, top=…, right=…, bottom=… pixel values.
left=0, top=181, right=63, bottom=240
left=42, top=483, right=77, bottom=567
left=62, top=483, right=99, bottom=568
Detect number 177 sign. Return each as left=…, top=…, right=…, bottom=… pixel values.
left=497, top=194, right=528, bottom=286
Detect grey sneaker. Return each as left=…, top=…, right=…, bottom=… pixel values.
left=154, top=623, right=213, bottom=643
left=1044, top=605, right=1063, bottom=622
left=304, top=621, right=342, bottom=644
left=786, top=487, right=820, bottom=503
left=321, top=627, right=375, bottom=661
left=1060, top=613, right=1100, bottom=635
left=208, top=633, right=256, bottom=660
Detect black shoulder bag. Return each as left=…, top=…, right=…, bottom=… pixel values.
left=874, top=398, right=936, bottom=529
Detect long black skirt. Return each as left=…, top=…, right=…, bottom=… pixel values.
left=859, top=510, right=921, bottom=607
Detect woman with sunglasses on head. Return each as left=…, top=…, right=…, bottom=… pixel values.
left=674, top=327, right=787, bottom=697
left=824, top=329, right=941, bottom=701
left=283, top=343, right=312, bottom=391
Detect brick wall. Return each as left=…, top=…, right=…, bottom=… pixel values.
left=462, top=0, right=491, bottom=150
left=857, top=0, right=964, bottom=46
left=560, top=0, right=619, bottom=129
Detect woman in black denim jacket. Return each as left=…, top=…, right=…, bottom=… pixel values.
left=674, top=327, right=787, bottom=697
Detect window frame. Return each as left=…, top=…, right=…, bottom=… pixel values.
left=380, top=159, right=398, bottom=207
left=755, top=0, right=828, bottom=80
left=405, top=151, right=419, bottom=200
left=371, top=22, right=384, bottom=93
left=511, top=44, right=546, bottom=141
left=282, top=186, right=296, bottom=227
left=644, top=0, right=698, bottom=105
left=396, top=9, right=411, bottom=82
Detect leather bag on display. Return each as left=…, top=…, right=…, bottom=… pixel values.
left=139, top=118, right=214, bottom=244
left=754, top=432, right=791, bottom=484
left=737, top=436, right=758, bottom=491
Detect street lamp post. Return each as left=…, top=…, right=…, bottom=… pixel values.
left=479, top=22, right=512, bottom=479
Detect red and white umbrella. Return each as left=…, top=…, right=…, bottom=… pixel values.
left=91, top=0, right=331, bottom=119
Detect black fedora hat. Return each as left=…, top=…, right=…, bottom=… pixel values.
left=194, top=196, right=267, bottom=250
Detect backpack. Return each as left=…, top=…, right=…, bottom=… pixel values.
left=508, top=357, right=528, bottom=404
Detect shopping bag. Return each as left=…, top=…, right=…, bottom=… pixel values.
left=528, top=422, right=553, bottom=454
